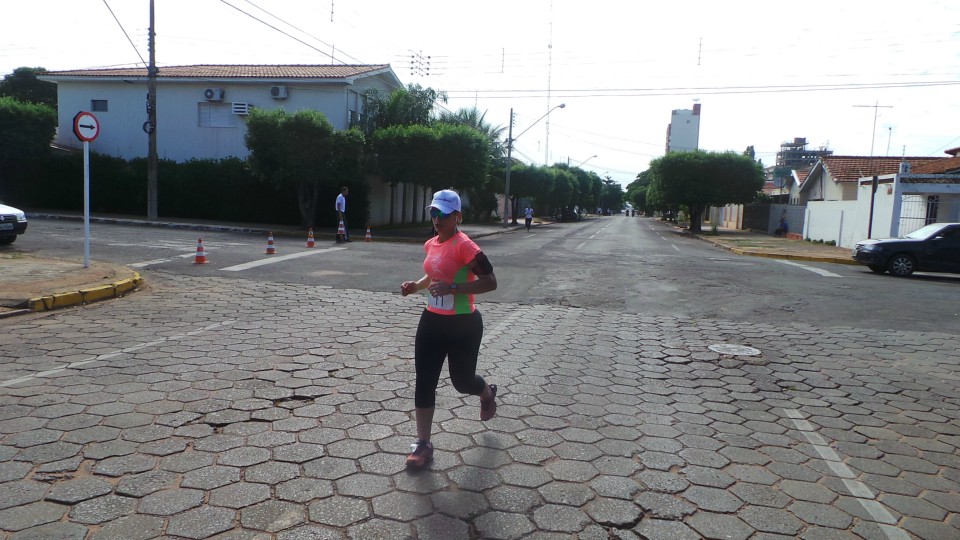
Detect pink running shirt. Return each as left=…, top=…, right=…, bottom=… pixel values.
left=422, top=231, right=481, bottom=315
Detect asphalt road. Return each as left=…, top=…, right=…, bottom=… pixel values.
left=14, top=216, right=960, bottom=334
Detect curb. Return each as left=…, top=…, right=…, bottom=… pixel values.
left=726, top=247, right=859, bottom=265
left=25, top=273, right=144, bottom=313
left=691, top=232, right=857, bottom=265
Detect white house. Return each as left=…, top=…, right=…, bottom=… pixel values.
left=803, top=153, right=960, bottom=247
left=40, top=64, right=401, bottom=161
left=797, top=156, right=941, bottom=203
left=38, top=64, right=434, bottom=226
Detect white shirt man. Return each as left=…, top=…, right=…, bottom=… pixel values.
left=335, top=187, right=350, bottom=242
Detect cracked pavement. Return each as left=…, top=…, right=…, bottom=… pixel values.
left=1, top=273, right=958, bottom=539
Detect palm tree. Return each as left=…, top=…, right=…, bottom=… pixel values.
left=436, top=107, right=507, bottom=221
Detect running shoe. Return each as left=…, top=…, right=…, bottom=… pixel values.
left=480, top=384, right=498, bottom=421
left=406, top=440, right=434, bottom=469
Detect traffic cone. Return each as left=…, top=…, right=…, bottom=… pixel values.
left=193, top=238, right=208, bottom=264
left=364, top=227, right=372, bottom=242
left=306, top=228, right=315, bottom=248
left=265, top=232, right=276, bottom=254
left=337, top=220, right=346, bottom=243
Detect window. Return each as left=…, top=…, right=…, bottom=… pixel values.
left=91, top=100, right=108, bottom=112
left=198, top=102, right=236, bottom=128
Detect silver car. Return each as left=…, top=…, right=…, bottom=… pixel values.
left=0, top=203, right=28, bottom=245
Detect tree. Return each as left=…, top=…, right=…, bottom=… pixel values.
left=371, top=123, right=491, bottom=224
left=0, top=96, right=57, bottom=189
left=599, top=177, right=624, bottom=213
left=0, top=67, right=57, bottom=107
left=648, top=150, right=764, bottom=232
left=436, top=107, right=505, bottom=221
left=245, top=108, right=353, bottom=228
left=359, top=84, right=447, bottom=137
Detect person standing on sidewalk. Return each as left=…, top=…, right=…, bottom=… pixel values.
left=400, top=189, right=499, bottom=469
left=335, top=187, right=351, bottom=243
left=524, top=206, right=534, bottom=232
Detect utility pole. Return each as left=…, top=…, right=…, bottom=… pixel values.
left=146, top=0, right=158, bottom=220
left=502, top=108, right=514, bottom=227
left=853, top=101, right=892, bottom=157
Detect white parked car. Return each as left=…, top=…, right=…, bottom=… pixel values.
left=0, top=203, right=28, bottom=245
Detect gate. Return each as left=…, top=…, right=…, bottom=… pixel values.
left=898, top=194, right=939, bottom=235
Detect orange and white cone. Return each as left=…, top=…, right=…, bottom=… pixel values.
left=337, top=220, right=346, bottom=241
left=194, top=238, right=208, bottom=264
left=265, top=232, right=276, bottom=254
left=364, top=227, right=372, bottom=242
left=306, top=228, right=315, bottom=248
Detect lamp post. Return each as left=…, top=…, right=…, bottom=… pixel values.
left=503, top=103, right=566, bottom=226
left=568, top=154, right=597, bottom=168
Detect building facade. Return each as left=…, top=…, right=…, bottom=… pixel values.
left=40, top=64, right=401, bottom=162
left=665, top=103, right=701, bottom=153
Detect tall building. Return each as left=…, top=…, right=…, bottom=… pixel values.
left=665, top=103, right=701, bottom=153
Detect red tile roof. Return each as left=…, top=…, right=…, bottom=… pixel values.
left=910, top=156, right=960, bottom=174
left=42, top=64, right=391, bottom=79
left=820, top=156, right=942, bottom=182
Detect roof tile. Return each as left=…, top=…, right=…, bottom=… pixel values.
left=820, top=156, right=941, bottom=182
left=910, top=156, right=960, bottom=174
left=42, top=64, right=390, bottom=80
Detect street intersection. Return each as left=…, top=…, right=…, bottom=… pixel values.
left=2, top=270, right=958, bottom=539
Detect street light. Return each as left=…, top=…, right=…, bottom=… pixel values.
left=569, top=154, right=597, bottom=168
left=503, top=103, right=566, bottom=226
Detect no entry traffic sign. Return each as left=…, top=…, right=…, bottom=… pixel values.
left=73, top=111, right=100, bottom=142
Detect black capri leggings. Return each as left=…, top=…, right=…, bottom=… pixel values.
left=414, top=309, right=486, bottom=408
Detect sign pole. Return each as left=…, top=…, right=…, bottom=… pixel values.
left=72, top=110, right=100, bottom=269
left=83, top=141, right=91, bottom=268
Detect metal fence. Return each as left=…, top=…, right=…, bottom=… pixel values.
left=898, top=194, right=940, bottom=235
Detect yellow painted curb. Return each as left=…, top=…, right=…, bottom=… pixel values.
left=27, top=272, right=143, bottom=313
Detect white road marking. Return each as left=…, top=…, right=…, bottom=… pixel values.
left=776, top=259, right=844, bottom=277
left=222, top=247, right=347, bottom=271
left=672, top=244, right=681, bottom=252
left=130, top=252, right=206, bottom=268
left=784, top=409, right=908, bottom=539
left=1, top=320, right=236, bottom=387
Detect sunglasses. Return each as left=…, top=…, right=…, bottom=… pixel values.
left=430, top=208, right=453, bottom=219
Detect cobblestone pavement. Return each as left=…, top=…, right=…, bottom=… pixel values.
left=1, top=274, right=958, bottom=539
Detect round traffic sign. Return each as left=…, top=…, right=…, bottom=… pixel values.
left=73, top=111, right=100, bottom=142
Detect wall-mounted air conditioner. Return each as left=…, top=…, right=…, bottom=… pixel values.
left=203, top=88, right=224, bottom=101
left=232, top=102, right=251, bottom=115
left=270, top=86, right=288, bottom=99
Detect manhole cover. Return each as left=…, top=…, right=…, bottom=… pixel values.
left=708, top=344, right=762, bottom=356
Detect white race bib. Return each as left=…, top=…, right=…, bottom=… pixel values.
left=427, top=292, right=454, bottom=311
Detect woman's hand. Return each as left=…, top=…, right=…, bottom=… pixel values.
left=400, top=281, right=418, bottom=296
left=427, top=281, right=453, bottom=297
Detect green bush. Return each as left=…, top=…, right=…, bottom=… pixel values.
left=0, top=152, right=301, bottom=225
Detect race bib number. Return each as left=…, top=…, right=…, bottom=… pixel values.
left=427, top=292, right=454, bottom=311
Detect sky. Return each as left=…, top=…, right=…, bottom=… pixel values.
left=2, top=0, right=959, bottom=188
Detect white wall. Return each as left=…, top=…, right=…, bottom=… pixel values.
left=805, top=200, right=860, bottom=247
left=53, top=78, right=393, bottom=162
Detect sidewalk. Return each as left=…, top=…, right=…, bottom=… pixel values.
left=0, top=213, right=855, bottom=317
left=680, top=225, right=855, bottom=266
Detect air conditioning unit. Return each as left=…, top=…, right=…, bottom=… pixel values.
left=270, top=85, right=288, bottom=99
left=232, top=102, right=251, bottom=115
left=203, top=88, right=224, bottom=101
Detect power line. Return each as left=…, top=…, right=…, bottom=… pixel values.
left=217, top=0, right=340, bottom=63
left=100, top=0, right=146, bottom=67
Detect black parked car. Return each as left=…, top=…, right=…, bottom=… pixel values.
left=852, top=222, right=960, bottom=277
left=555, top=207, right=581, bottom=222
